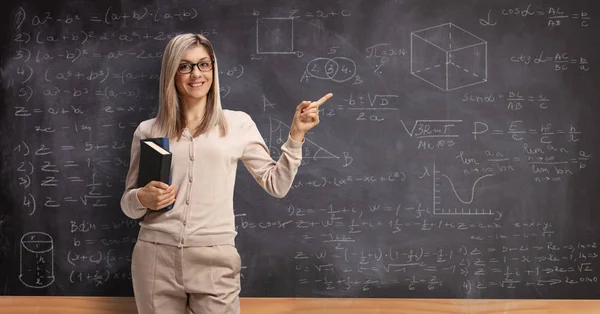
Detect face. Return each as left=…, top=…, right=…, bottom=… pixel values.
left=174, top=45, right=213, bottom=104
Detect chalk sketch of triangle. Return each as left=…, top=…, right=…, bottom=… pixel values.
left=268, top=117, right=339, bottom=160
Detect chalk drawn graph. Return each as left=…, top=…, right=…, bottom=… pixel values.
left=432, top=163, right=495, bottom=216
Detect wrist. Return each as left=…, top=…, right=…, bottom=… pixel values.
left=136, top=188, right=148, bottom=208
left=290, top=129, right=304, bottom=142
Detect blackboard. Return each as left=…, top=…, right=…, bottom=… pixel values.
left=1, top=0, right=599, bottom=299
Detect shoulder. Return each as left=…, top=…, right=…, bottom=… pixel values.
left=222, top=109, right=254, bottom=126
left=134, top=118, right=158, bottom=136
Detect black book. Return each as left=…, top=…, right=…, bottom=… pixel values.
left=137, top=140, right=172, bottom=195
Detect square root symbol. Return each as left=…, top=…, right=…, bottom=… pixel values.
left=256, top=17, right=295, bottom=54
left=411, top=23, right=487, bottom=91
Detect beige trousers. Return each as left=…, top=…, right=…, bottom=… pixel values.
left=131, top=240, right=241, bottom=314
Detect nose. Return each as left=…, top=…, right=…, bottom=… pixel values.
left=190, top=64, right=203, bottom=76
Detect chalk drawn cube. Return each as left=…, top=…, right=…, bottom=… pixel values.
left=411, top=23, right=487, bottom=91
left=256, top=17, right=295, bottom=54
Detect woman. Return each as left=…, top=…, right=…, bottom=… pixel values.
left=120, top=33, right=332, bottom=314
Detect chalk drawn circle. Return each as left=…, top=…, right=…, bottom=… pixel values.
left=324, top=58, right=340, bottom=79
left=305, top=57, right=356, bottom=83
left=328, top=57, right=356, bottom=83
left=21, top=232, right=53, bottom=253
left=306, top=57, right=335, bottom=80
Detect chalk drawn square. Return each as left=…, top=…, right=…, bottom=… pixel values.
left=411, top=23, right=487, bottom=91
left=256, top=17, right=295, bottom=54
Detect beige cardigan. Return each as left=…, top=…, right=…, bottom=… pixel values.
left=120, top=110, right=303, bottom=247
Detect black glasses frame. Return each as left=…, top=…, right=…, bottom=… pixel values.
left=177, top=60, right=214, bottom=74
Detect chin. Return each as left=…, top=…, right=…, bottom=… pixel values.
left=187, top=89, right=209, bottom=98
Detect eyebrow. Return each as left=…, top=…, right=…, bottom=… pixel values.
left=179, top=57, right=211, bottom=63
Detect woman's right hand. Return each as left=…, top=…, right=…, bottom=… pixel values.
left=138, top=181, right=176, bottom=210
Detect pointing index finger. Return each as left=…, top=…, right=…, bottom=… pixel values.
left=314, top=93, right=333, bottom=107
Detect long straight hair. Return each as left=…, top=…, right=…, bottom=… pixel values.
left=152, top=33, right=227, bottom=139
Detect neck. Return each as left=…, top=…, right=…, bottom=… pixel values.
left=181, top=97, right=207, bottom=125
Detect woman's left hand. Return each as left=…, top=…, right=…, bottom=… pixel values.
left=290, top=93, right=333, bottom=142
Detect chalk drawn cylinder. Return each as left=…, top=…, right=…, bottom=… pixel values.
left=19, top=232, right=55, bottom=288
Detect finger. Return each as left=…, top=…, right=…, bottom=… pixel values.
left=158, top=187, right=176, bottom=199
left=159, top=184, right=174, bottom=195
left=314, top=93, right=333, bottom=107
left=301, top=103, right=321, bottom=115
left=304, top=113, right=319, bottom=121
left=157, top=196, right=175, bottom=208
left=154, top=186, right=170, bottom=195
left=153, top=193, right=165, bottom=203
left=149, top=186, right=163, bottom=195
left=158, top=193, right=176, bottom=206
left=151, top=181, right=170, bottom=190
left=301, top=108, right=318, bottom=117
left=296, top=101, right=311, bottom=113
left=154, top=194, right=170, bottom=205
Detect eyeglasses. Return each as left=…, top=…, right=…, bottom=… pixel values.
left=177, top=60, right=213, bottom=74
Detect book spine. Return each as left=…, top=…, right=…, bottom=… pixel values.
left=160, top=138, right=174, bottom=210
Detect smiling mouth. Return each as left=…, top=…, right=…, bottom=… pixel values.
left=189, top=82, right=204, bottom=87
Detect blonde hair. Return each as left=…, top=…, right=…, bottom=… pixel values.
left=153, top=33, right=227, bottom=139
